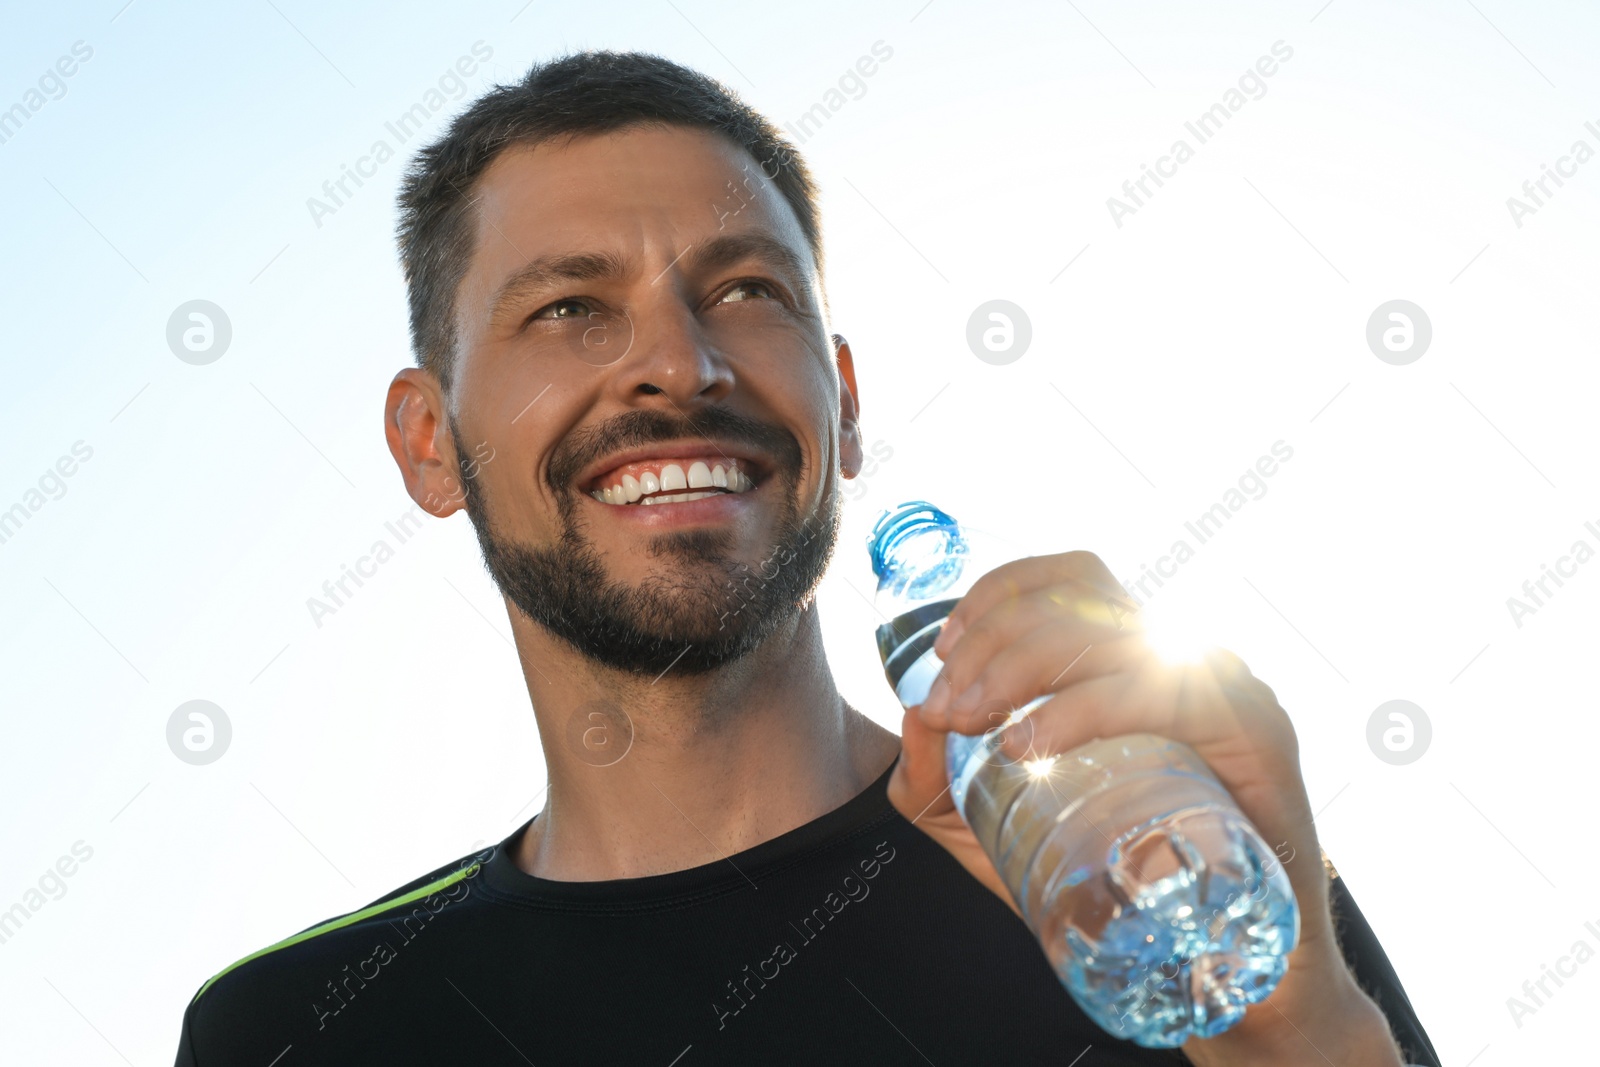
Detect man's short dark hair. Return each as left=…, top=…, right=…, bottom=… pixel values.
left=395, top=50, right=824, bottom=391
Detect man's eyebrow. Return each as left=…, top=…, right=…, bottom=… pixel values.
left=486, top=233, right=812, bottom=323
left=681, top=232, right=813, bottom=289
left=487, top=249, right=630, bottom=322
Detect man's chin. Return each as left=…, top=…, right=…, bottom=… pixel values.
left=478, top=536, right=790, bottom=675
left=555, top=588, right=797, bottom=678
left=462, top=460, right=837, bottom=681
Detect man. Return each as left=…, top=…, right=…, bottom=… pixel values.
left=175, top=52, right=1439, bottom=1065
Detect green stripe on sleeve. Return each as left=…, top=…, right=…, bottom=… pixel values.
left=193, top=863, right=479, bottom=1003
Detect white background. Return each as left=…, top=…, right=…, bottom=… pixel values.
left=3, top=1, right=1596, bottom=1063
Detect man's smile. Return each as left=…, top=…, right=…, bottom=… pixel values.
left=586, top=457, right=756, bottom=504
left=580, top=459, right=766, bottom=527
left=576, top=436, right=776, bottom=523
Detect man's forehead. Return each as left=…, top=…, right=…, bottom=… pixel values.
left=467, top=125, right=812, bottom=272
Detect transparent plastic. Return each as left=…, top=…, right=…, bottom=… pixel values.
left=869, top=501, right=1299, bottom=1048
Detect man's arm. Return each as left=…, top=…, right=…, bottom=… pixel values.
left=888, top=550, right=1427, bottom=1065
left=1325, top=869, right=1441, bottom=1066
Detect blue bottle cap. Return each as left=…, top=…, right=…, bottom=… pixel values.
left=867, top=500, right=968, bottom=598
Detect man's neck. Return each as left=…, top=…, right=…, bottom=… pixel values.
left=508, top=604, right=901, bottom=882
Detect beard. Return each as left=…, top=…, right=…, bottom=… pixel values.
left=452, top=408, right=839, bottom=678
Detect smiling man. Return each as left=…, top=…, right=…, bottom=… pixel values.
left=175, top=52, right=1438, bottom=1066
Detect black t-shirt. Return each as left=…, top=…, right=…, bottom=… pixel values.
left=175, top=762, right=1439, bottom=1065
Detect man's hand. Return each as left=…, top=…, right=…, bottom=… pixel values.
left=884, top=551, right=1403, bottom=1065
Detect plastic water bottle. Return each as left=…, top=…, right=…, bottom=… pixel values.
left=868, top=501, right=1299, bottom=1048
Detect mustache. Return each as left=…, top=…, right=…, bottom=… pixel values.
left=546, top=408, right=804, bottom=494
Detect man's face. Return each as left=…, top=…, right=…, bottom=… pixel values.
left=442, top=126, right=860, bottom=676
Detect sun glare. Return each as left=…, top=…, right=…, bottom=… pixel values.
left=1138, top=600, right=1219, bottom=666
left=1024, top=755, right=1058, bottom=779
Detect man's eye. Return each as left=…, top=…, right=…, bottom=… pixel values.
left=719, top=281, right=776, bottom=304
left=534, top=298, right=593, bottom=320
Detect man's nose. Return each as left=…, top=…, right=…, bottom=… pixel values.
left=605, top=301, right=734, bottom=409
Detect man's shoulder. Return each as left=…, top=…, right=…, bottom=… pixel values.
left=176, top=844, right=494, bottom=1058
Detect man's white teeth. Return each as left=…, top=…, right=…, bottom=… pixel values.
left=588, top=461, right=755, bottom=504
left=641, top=490, right=720, bottom=505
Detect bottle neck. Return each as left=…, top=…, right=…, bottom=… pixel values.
left=876, top=596, right=962, bottom=695
left=869, top=501, right=972, bottom=616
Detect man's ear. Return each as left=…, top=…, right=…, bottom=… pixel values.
left=833, top=333, right=865, bottom=480
left=385, top=368, right=464, bottom=517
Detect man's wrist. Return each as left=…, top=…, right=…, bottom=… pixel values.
left=1182, top=973, right=1403, bottom=1067
left=1262, top=979, right=1403, bottom=1066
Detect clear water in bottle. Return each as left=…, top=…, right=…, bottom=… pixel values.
left=869, top=501, right=1299, bottom=1048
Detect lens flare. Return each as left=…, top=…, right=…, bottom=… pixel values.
left=1138, top=599, right=1218, bottom=666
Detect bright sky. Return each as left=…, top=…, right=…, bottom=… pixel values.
left=3, top=1, right=1597, bottom=1063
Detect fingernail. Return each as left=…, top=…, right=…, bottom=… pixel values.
left=997, top=724, right=1024, bottom=757
left=934, top=617, right=964, bottom=656
left=950, top=680, right=984, bottom=716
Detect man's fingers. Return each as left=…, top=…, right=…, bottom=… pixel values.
left=934, top=552, right=1136, bottom=659
left=987, top=664, right=1314, bottom=856
left=934, top=579, right=1136, bottom=668
left=886, top=708, right=954, bottom=825
left=992, top=657, right=1292, bottom=763
left=890, top=706, right=1024, bottom=915
left=924, top=621, right=1147, bottom=732
left=993, top=672, right=1202, bottom=763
